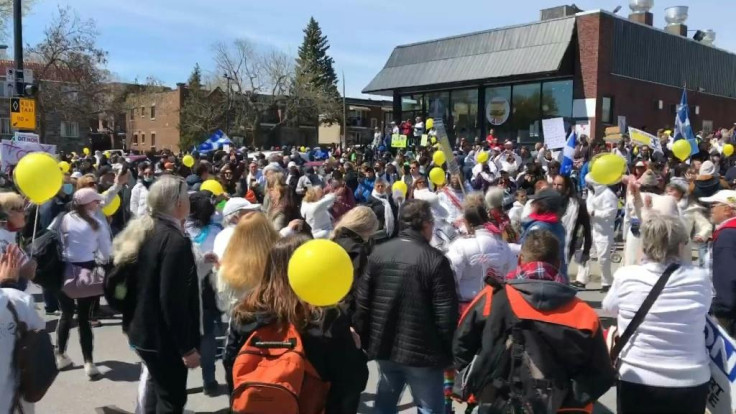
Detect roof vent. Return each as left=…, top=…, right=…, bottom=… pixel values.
left=664, top=6, right=688, bottom=36
left=540, top=4, right=582, bottom=21
left=629, top=0, right=654, bottom=26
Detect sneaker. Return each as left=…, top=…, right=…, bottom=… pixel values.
left=84, top=362, right=101, bottom=379
left=570, top=281, right=586, bottom=290
left=600, top=285, right=611, bottom=293
left=203, top=381, right=220, bottom=397
left=45, top=310, right=60, bottom=316
left=55, top=353, right=73, bottom=370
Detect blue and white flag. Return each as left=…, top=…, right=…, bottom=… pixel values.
left=560, top=130, right=576, bottom=176
left=674, top=88, right=700, bottom=156
left=197, top=129, right=232, bottom=153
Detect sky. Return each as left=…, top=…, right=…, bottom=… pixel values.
left=16, top=0, right=736, bottom=99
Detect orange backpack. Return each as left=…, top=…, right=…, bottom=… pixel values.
left=231, top=323, right=330, bottom=414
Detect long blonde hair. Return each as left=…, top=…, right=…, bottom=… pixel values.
left=331, top=205, right=379, bottom=241
left=220, top=212, right=280, bottom=292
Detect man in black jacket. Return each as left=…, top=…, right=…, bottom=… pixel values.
left=354, top=199, right=458, bottom=413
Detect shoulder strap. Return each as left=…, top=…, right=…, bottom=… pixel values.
left=610, top=263, right=680, bottom=363
left=6, top=300, right=25, bottom=414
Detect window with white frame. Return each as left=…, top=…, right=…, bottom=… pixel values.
left=0, top=118, right=10, bottom=135
left=60, top=121, right=79, bottom=138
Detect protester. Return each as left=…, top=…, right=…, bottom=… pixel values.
left=265, top=172, right=299, bottom=232
left=300, top=186, right=336, bottom=239
left=354, top=199, right=458, bottom=413
left=552, top=175, right=593, bottom=289
left=0, top=193, right=36, bottom=290
left=519, top=188, right=568, bottom=279
left=130, top=163, right=153, bottom=218
left=365, top=178, right=397, bottom=242
left=603, top=214, right=711, bottom=413
left=186, top=161, right=210, bottom=192
left=581, top=174, right=618, bottom=290
left=57, top=188, right=113, bottom=378
left=224, top=235, right=368, bottom=412
left=212, top=198, right=261, bottom=259
left=700, top=190, right=736, bottom=335
left=216, top=212, right=280, bottom=315
left=484, top=187, right=518, bottom=243
left=666, top=178, right=711, bottom=267
left=454, top=230, right=614, bottom=413
left=124, top=176, right=201, bottom=412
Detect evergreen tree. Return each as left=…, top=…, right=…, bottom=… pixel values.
left=188, top=63, right=202, bottom=89
left=179, top=63, right=226, bottom=150
left=296, top=17, right=339, bottom=97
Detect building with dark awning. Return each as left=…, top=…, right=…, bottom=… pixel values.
left=364, top=4, right=736, bottom=145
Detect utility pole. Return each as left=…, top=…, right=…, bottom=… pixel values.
left=342, top=71, right=346, bottom=149
left=224, top=73, right=231, bottom=136
left=13, top=0, right=22, bottom=96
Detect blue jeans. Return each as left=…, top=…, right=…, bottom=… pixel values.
left=200, top=308, right=222, bottom=385
left=374, top=360, right=445, bottom=414
left=697, top=241, right=710, bottom=268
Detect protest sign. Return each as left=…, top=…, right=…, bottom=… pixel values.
left=391, top=134, right=407, bottom=148
left=705, top=315, right=736, bottom=414
left=629, top=127, right=663, bottom=155
left=542, top=117, right=566, bottom=149
left=421, top=134, right=429, bottom=147
left=13, top=132, right=39, bottom=143
left=0, top=139, right=56, bottom=173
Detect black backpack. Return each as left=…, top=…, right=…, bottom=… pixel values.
left=27, top=212, right=66, bottom=291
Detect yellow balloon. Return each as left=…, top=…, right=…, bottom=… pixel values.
left=589, top=154, right=626, bottom=185
left=426, top=118, right=434, bottom=130
left=429, top=167, right=446, bottom=186
left=58, top=161, right=70, bottom=173
left=288, top=239, right=354, bottom=306
left=432, top=150, right=446, bottom=166
left=182, top=154, right=195, bottom=168
left=14, top=152, right=63, bottom=204
left=724, top=144, right=734, bottom=157
left=83, top=147, right=90, bottom=156
left=477, top=151, right=489, bottom=164
left=672, top=139, right=691, bottom=161
left=300, top=146, right=306, bottom=152
left=392, top=180, right=408, bottom=197
left=101, top=194, right=121, bottom=217
left=104, top=151, right=111, bottom=158
left=201, top=179, right=225, bottom=196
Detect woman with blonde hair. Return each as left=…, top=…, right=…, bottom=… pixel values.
left=300, top=186, right=336, bottom=239
left=265, top=172, right=300, bottom=232
left=223, top=235, right=368, bottom=412
left=216, top=211, right=280, bottom=314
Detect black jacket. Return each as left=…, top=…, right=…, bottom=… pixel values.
left=353, top=228, right=458, bottom=368
left=223, top=311, right=368, bottom=414
left=126, top=218, right=201, bottom=356
left=333, top=227, right=372, bottom=316
left=366, top=195, right=399, bottom=242
left=567, top=197, right=592, bottom=261
left=455, top=280, right=614, bottom=411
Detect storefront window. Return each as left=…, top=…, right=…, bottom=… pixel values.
left=426, top=91, right=451, bottom=131
left=451, top=89, right=478, bottom=141
left=542, top=80, right=573, bottom=118
left=401, top=94, right=424, bottom=122
left=485, top=86, right=512, bottom=141
left=512, top=83, right=541, bottom=143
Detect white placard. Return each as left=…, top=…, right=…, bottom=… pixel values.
left=0, top=139, right=56, bottom=173
left=705, top=315, right=736, bottom=414
left=542, top=117, right=567, bottom=149
left=13, top=132, right=39, bottom=143
left=575, top=121, right=591, bottom=137
left=223, top=144, right=231, bottom=153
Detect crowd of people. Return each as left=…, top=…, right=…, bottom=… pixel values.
left=1, top=123, right=736, bottom=414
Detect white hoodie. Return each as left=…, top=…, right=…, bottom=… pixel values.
left=0, top=288, right=44, bottom=414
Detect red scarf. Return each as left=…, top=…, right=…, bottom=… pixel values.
left=505, top=261, right=567, bottom=284
left=714, top=217, right=736, bottom=241
left=528, top=212, right=558, bottom=224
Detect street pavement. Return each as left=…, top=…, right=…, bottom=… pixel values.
left=33, top=258, right=619, bottom=414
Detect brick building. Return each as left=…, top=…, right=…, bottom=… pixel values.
left=319, top=97, right=393, bottom=146
left=364, top=5, right=736, bottom=145
left=126, top=84, right=185, bottom=152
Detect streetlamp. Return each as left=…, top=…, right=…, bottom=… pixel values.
left=223, top=73, right=234, bottom=137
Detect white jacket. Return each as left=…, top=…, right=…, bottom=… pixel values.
left=129, top=181, right=149, bottom=218
left=602, top=262, right=712, bottom=387
left=586, top=179, right=618, bottom=234
left=0, top=288, right=44, bottom=414
left=437, top=188, right=466, bottom=225
left=300, top=194, right=336, bottom=239
left=446, top=228, right=516, bottom=302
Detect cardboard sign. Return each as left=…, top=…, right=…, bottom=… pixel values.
left=0, top=139, right=56, bottom=173
left=391, top=134, right=407, bottom=148
left=542, top=117, right=566, bottom=149
left=13, top=132, right=39, bottom=143
left=421, top=134, right=429, bottom=147
left=705, top=315, right=736, bottom=414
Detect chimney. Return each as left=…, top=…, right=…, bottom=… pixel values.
left=540, top=4, right=582, bottom=21
left=629, top=0, right=654, bottom=26
left=176, top=82, right=186, bottom=90
left=664, top=6, right=688, bottom=36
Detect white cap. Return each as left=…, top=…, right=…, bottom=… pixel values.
left=223, top=197, right=261, bottom=217
left=700, top=190, right=736, bottom=208
left=71, top=171, right=83, bottom=179
left=287, top=161, right=297, bottom=169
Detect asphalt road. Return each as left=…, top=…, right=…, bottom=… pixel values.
left=32, top=259, right=618, bottom=414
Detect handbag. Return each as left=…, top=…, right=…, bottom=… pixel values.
left=7, top=301, right=58, bottom=406
left=609, top=263, right=680, bottom=367
left=59, top=216, right=105, bottom=299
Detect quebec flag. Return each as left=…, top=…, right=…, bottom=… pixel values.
left=674, top=88, right=700, bottom=156
left=197, top=130, right=232, bottom=153
left=560, top=130, right=576, bottom=176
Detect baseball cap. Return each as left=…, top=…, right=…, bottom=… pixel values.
left=223, top=197, right=261, bottom=217
left=71, top=171, right=83, bottom=179
left=700, top=190, right=736, bottom=208
left=73, top=188, right=104, bottom=205
left=528, top=188, right=563, bottom=214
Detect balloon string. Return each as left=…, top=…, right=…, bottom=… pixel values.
left=31, top=205, right=39, bottom=253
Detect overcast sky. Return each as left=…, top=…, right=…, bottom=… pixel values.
left=19, top=0, right=733, bottom=98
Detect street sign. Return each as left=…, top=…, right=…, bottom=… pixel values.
left=10, top=97, right=36, bottom=130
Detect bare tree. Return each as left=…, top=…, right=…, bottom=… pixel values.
left=178, top=64, right=227, bottom=151
left=213, top=39, right=339, bottom=147
left=27, top=6, right=108, bottom=145
left=0, top=0, right=35, bottom=42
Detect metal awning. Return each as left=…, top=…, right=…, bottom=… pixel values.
left=348, top=105, right=371, bottom=111
left=363, top=16, right=576, bottom=94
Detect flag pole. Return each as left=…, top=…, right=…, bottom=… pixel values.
left=342, top=71, right=347, bottom=150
